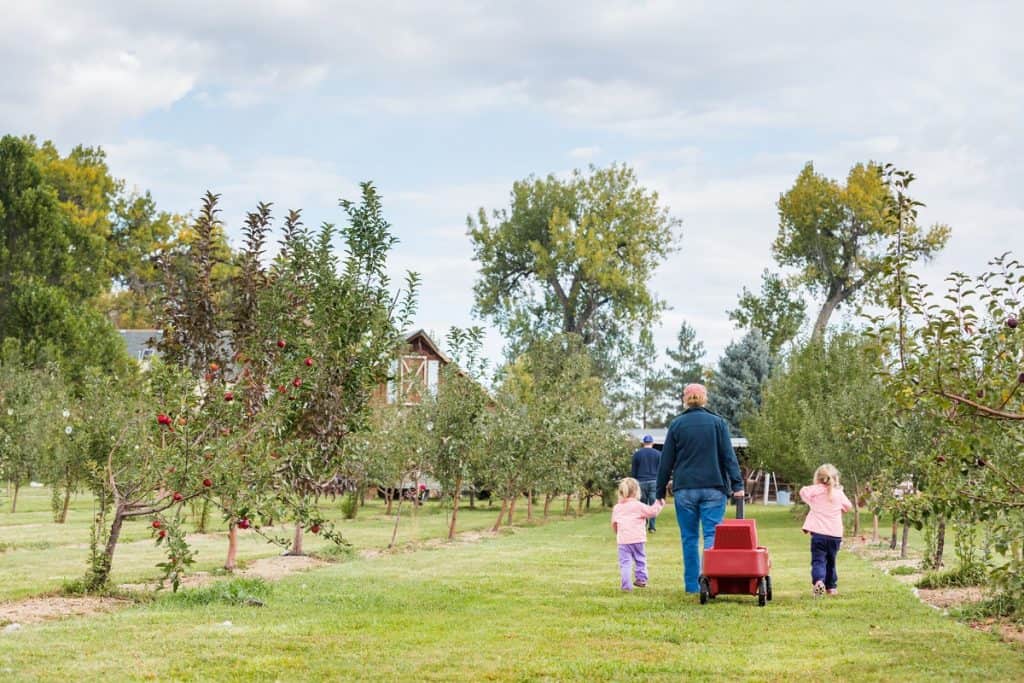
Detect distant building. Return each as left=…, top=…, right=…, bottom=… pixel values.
left=373, top=329, right=452, bottom=406
left=118, top=329, right=161, bottom=365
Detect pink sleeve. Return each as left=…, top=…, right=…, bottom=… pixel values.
left=639, top=500, right=664, bottom=519
left=840, top=491, right=853, bottom=512
left=799, top=486, right=814, bottom=504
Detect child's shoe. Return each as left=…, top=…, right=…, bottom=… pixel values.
left=634, top=582, right=647, bottom=588
left=813, top=581, right=825, bottom=597
left=826, top=588, right=838, bottom=596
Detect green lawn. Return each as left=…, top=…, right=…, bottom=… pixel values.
left=0, top=487, right=517, bottom=601
left=0, top=498, right=1021, bottom=681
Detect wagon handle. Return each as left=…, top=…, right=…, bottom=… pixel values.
left=735, top=493, right=745, bottom=519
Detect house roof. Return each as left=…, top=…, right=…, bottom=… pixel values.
left=626, top=428, right=748, bottom=450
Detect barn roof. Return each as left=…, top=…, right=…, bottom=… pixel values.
left=404, top=329, right=452, bottom=364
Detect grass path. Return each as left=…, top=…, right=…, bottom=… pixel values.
left=1, top=503, right=1022, bottom=681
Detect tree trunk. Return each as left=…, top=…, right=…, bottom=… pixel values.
left=585, top=493, right=592, bottom=510
left=491, top=497, right=508, bottom=532
left=447, top=476, right=462, bottom=540
left=289, top=523, right=305, bottom=556
left=576, top=491, right=584, bottom=517
left=58, top=486, right=72, bottom=524
left=469, top=488, right=475, bottom=509
left=526, top=490, right=534, bottom=521
left=851, top=489, right=861, bottom=536
left=890, top=518, right=898, bottom=550
left=388, top=495, right=405, bottom=549
left=543, top=493, right=553, bottom=519
left=225, top=522, right=238, bottom=571
left=871, top=514, right=880, bottom=544
left=384, top=489, right=393, bottom=516
left=900, top=521, right=910, bottom=559
left=506, top=496, right=517, bottom=525
left=851, top=493, right=860, bottom=536
left=563, top=493, right=571, bottom=517
left=93, top=505, right=127, bottom=589
left=196, top=496, right=210, bottom=533
left=10, top=482, right=19, bottom=513
left=811, top=289, right=844, bottom=342
left=933, top=518, right=946, bottom=569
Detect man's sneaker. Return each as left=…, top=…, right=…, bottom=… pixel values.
left=827, top=588, right=838, bottom=596
left=813, top=581, right=826, bottom=597
left=649, top=527, right=656, bottom=533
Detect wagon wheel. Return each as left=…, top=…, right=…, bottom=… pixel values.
left=699, top=576, right=710, bottom=605
left=765, top=575, right=773, bottom=602
left=757, top=577, right=767, bottom=607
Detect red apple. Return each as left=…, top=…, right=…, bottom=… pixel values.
left=277, top=384, right=287, bottom=394
left=304, top=357, right=313, bottom=367
left=1008, top=317, right=1019, bottom=329
left=157, top=414, right=171, bottom=426
left=210, top=362, right=219, bottom=371
left=158, top=529, right=166, bottom=539
left=277, top=339, right=286, bottom=349
left=204, top=372, right=214, bottom=382
left=224, top=391, right=234, bottom=402
left=237, top=518, right=251, bottom=530
left=310, top=524, right=321, bottom=534
left=1019, top=373, right=1024, bottom=384
left=172, top=492, right=183, bottom=502
left=203, top=478, right=213, bottom=488
left=152, top=520, right=162, bottom=529
left=292, top=377, right=303, bottom=388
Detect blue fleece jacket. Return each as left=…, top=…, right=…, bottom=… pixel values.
left=631, top=447, right=661, bottom=482
left=655, top=407, right=743, bottom=499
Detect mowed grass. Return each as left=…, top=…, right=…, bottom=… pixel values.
left=1, top=500, right=1022, bottom=681
left=0, top=486, right=514, bottom=600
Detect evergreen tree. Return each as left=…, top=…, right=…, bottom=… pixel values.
left=659, top=321, right=706, bottom=421
left=710, top=330, right=771, bottom=435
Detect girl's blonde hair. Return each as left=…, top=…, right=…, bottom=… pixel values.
left=814, top=464, right=841, bottom=499
left=618, top=477, right=640, bottom=501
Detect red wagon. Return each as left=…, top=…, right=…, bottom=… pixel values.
left=699, top=498, right=772, bottom=606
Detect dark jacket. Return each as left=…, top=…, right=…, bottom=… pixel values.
left=655, top=407, right=743, bottom=499
left=631, top=447, right=661, bottom=482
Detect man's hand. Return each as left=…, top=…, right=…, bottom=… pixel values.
left=733, top=490, right=745, bottom=499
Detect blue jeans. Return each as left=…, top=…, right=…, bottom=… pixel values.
left=810, top=533, right=842, bottom=589
left=638, top=480, right=658, bottom=530
left=674, top=488, right=727, bottom=592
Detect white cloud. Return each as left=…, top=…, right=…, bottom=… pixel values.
left=569, top=146, right=602, bottom=160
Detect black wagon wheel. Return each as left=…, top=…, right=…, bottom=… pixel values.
left=699, top=576, right=710, bottom=605
left=765, top=575, right=773, bottom=602
left=757, top=577, right=767, bottom=607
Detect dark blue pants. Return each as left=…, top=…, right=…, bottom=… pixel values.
left=638, top=480, right=658, bottom=530
left=810, top=533, right=842, bottom=589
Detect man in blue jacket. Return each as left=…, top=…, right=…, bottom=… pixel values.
left=631, top=434, right=661, bottom=532
left=656, top=383, right=745, bottom=593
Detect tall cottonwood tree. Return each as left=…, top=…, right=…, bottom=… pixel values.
left=468, top=164, right=680, bottom=375
left=728, top=269, right=807, bottom=355
left=774, top=161, right=949, bottom=340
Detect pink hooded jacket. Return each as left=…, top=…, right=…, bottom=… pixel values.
left=611, top=498, right=664, bottom=545
left=800, top=483, right=853, bottom=538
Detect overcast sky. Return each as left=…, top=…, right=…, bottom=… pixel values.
left=3, top=1, right=1022, bottom=368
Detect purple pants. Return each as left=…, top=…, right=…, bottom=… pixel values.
left=618, top=543, right=648, bottom=590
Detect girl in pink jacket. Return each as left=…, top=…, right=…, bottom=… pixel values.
left=800, top=464, right=853, bottom=596
left=611, top=477, right=664, bottom=591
